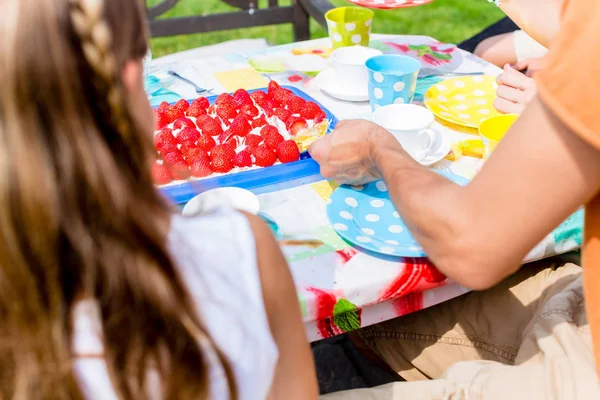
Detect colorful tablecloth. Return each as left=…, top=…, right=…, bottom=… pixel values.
left=151, top=35, right=583, bottom=342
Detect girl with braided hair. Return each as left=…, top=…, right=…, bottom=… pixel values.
left=0, top=0, right=317, bottom=399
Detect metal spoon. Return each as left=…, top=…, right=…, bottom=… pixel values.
left=167, top=71, right=212, bottom=94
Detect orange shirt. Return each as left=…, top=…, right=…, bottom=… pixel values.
left=536, top=0, right=600, bottom=376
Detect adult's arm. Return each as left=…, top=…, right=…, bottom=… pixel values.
left=370, top=96, right=600, bottom=290
left=499, top=0, right=563, bottom=47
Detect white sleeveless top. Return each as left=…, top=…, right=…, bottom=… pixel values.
left=71, top=209, right=279, bottom=399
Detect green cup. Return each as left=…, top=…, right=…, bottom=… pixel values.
left=325, top=7, right=374, bottom=49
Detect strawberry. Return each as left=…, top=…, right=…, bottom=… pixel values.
left=268, top=81, right=281, bottom=97
left=208, top=104, right=217, bottom=114
left=287, top=96, right=306, bottom=115
left=264, top=131, right=285, bottom=150
left=286, top=116, right=308, bottom=136
left=159, top=143, right=179, bottom=157
left=181, top=140, right=197, bottom=148
left=250, top=90, right=269, bottom=107
left=216, top=103, right=237, bottom=121
left=155, top=112, right=170, bottom=130
left=273, top=108, right=292, bottom=123
left=177, top=127, right=201, bottom=143
left=211, top=144, right=236, bottom=161
left=192, top=97, right=210, bottom=110
left=245, top=144, right=258, bottom=155
left=233, top=89, right=252, bottom=109
left=245, top=134, right=263, bottom=147
left=273, top=88, right=293, bottom=106
left=163, top=152, right=190, bottom=180
left=276, top=140, right=301, bottom=163
left=216, top=93, right=234, bottom=106
left=157, top=101, right=171, bottom=115
left=173, top=117, right=196, bottom=131
left=229, top=115, right=251, bottom=137
left=179, top=142, right=198, bottom=158
left=166, top=107, right=185, bottom=124
left=301, top=101, right=322, bottom=120
left=196, top=115, right=223, bottom=136
left=210, top=151, right=234, bottom=173
left=262, top=99, right=277, bottom=117
left=233, top=150, right=253, bottom=168
left=152, top=162, right=173, bottom=185
left=154, top=129, right=178, bottom=150
left=184, top=148, right=209, bottom=165
left=253, top=145, right=277, bottom=167
left=190, top=154, right=213, bottom=177
left=260, top=125, right=279, bottom=138
left=240, top=104, right=259, bottom=118
left=174, top=99, right=190, bottom=114
left=251, top=115, right=267, bottom=129
left=314, top=111, right=327, bottom=123
left=197, top=134, right=216, bottom=152
left=186, top=104, right=207, bottom=119
left=218, top=130, right=235, bottom=145
left=223, top=140, right=237, bottom=153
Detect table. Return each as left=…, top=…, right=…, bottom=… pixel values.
left=150, top=34, right=583, bottom=342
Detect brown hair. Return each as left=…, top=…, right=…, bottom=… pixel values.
left=0, top=0, right=235, bottom=398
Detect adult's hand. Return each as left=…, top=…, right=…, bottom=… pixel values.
left=308, top=119, right=411, bottom=185
left=494, top=64, right=537, bottom=114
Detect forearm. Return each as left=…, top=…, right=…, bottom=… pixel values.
left=371, top=145, right=486, bottom=287
left=499, top=0, right=562, bottom=48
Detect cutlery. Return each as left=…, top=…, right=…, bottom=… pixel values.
left=168, top=71, right=212, bottom=94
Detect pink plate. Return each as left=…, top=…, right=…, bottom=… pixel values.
left=345, top=0, right=434, bottom=9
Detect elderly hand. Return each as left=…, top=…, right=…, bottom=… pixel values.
left=494, top=64, right=537, bottom=114
left=308, top=119, right=407, bottom=185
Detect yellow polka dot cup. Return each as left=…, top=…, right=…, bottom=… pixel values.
left=325, top=7, right=374, bottom=49
left=479, top=114, right=519, bottom=159
left=366, top=55, right=421, bottom=112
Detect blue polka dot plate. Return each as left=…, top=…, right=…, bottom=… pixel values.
left=326, top=171, right=468, bottom=257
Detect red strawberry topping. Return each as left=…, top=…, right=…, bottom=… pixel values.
left=251, top=115, right=267, bottom=129
left=165, top=107, right=185, bottom=124
left=273, top=88, right=293, bottom=106
left=210, top=152, right=234, bottom=173
left=232, top=89, right=252, bottom=109
left=155, top=110, right=169, bottom=130
left=184, top=148, right=209, bottom=165
left=253, top=145, right=277, bottom=167
left=186, top=104, right=207, bottom=119
left=276, top=140, right=301, bottom=163
left=154, top=129, right=178, bottom=150
left=191, top=97, right=210, bottom=110
left=216, top=93, right=234, bottom=106
left=245, top=134, right=263, bottom=147
left=177, top=127, right=201, bottom=143
left=173, top=117, right=196, bottom=131
left=273, top=108, right=292, bottom=123
left=314, top=111, right=327, bottom=123
left=152, top=162, right=173, bottom=185
left=228, top=115, right=251, bottom=137
left=250, top=91, right=268, bottom=107
left=287, top=96, right=307, bottom=115
left=233, top=150, right=253, bottom=168
left=211, top=144, right=236, bottom=161
left=301, top=101, right=322, bottom=120
left=190, top=154, right=213, bottom=177
left=268, top=81, right=281, bottom=97
left=197, top=134, right=216, bottom=152
left=174, top=99, right=190, bottom=114
left=179, top=143, right=198, bottom=158
left=159, top=143, right=179, bottom=157
left=216, top=103, right=237, bottom=121
left=196, top=115, right=223, bottom=136
left=262, top=99, right=277, bottom=117
left=260, top=125, right=279, bottom=138
left=286, top=116, right=308, bottom=136
left=264, top=131, right=285, bottom=151
left=240, top=104, right=259, bottom=118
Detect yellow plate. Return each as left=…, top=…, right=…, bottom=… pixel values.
left=424, top=75, right=501, bottom=129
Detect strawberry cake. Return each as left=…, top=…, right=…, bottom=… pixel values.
left=152, top=82, right=331, bottom=186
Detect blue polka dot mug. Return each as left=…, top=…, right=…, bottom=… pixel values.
left=366, top=55, right=421, bottom=111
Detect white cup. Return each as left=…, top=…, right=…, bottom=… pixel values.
left=373, top=104, right=437, bottom=162
left=331, top=46, right=382, bottom=87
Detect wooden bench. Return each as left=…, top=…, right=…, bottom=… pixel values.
left=147, top=0, right=335, bottom=42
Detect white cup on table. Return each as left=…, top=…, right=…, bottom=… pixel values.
left=331, top=46, right=382, bottom=87
left=373, top=104, right=437, bottom=162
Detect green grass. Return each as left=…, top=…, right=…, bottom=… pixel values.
left=149, top=0, right=505, bottom=57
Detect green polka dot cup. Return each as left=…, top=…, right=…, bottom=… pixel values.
left=325, top=7, right=374, bottom=50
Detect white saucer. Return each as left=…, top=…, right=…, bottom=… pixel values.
left=315, top=68, right=369, bottom=102
left=182, top=187, right=260, bottom=216
left=418, top=129, right=451, bottom=167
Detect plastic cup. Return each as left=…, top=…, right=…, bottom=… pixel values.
left=325, top=7, right=374, bottom=49
left=479, top=114, right=519, bottom=159
left=366, top=55, right=421, bottom=111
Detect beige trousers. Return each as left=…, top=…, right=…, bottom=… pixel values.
left=322, top=257, right=600, bottom=399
